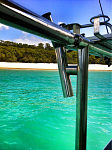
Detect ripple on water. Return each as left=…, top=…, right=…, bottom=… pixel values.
left=0, top=70, right=111, bottom=150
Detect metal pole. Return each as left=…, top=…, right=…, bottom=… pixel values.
left=75, top=45, right=89, bottom=150
left=55, top=47, right=73, bottom=97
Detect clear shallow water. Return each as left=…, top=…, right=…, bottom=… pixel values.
left=0, top=70, right=111, bottom=150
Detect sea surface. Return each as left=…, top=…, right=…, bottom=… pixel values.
left=0, top=70, right=111, bottom=150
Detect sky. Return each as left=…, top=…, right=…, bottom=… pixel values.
left=0, top=0, right=111, bottom=46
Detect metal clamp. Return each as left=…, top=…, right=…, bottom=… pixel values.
left=55, top=47, right=77, bottom=97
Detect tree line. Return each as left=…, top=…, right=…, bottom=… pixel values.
left=0, top=40, right=106, bottom=64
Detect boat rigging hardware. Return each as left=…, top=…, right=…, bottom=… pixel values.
left=0, top=1, right=111, bottom=150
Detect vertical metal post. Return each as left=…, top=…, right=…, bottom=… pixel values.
left=75, top=45, right=89, bottom=150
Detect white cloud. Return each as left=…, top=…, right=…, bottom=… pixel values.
left=0, top=23, right=9, bottom=30
left=58, top=22, right=64, bottom=25
left=13, top=34, right=52, bottom=47
left=22, top=31, right=29, bottom=36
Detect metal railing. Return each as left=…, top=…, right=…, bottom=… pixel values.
left=0, top=1, right=111, bottom=150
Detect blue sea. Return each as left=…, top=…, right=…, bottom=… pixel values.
left=0, top=70, right=111, bottom=150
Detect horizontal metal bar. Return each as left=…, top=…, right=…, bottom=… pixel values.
left=81, top=22, right=112, bottom=31
left=64, top=22, right=112, bottom=31
left=0, top=0, right=40, bottom=18
left=74, top=35, right=112, bottom=57
left=66, top=65, right=77, bottom=75
left=87, top=33, right=112, bottom=42
left=0, top=0, right=111, bottom=58
left=66, top=34, right=112, bottom=57
left=0, top=2, right=75, bottom=45
left=79, top=41, right=112, bottom=57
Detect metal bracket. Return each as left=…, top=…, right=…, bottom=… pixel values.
left=73, top=24, right=80, bottom=34
left=55, top=47, right=77, bottom=97
left=94, top=17, right=100, bottom=34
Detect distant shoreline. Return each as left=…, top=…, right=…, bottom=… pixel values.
left=0, top=62, right=112, bottom=71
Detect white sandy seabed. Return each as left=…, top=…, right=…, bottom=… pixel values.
left=0, top=62, right=112, bottom=71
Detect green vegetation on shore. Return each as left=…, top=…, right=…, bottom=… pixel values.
left=0, top=40, right=106, bottom=64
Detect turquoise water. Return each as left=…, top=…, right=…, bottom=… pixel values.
left=0, top=70, right=111, bottom=150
